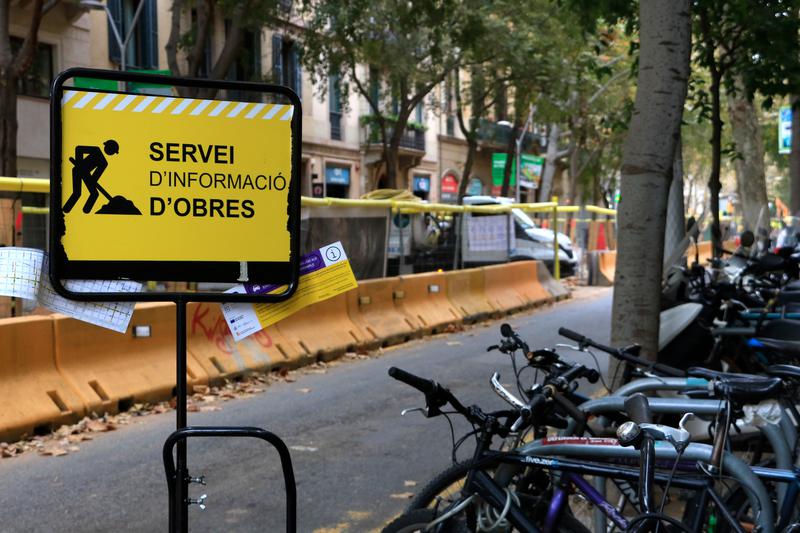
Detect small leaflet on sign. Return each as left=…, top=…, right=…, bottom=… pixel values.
left=0, top=247, right=141, bottom=333
left=221, top=242, right=358, bottom=341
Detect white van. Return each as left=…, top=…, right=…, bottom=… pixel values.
left=462, top=196, right=577, bottom=274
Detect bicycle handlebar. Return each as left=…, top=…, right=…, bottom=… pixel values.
left=557, top=327, right=685, bottom=378
left=388, top=366, right=436, bottom=396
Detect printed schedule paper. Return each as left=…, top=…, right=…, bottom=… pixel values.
left=0, top=247, right=141, bottom=333
left=222, top=242, right=358, bottom=341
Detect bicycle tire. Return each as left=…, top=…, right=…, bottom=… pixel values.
left=407, top=459, right=590, bottom=533
left=382, top=508, right=468, bottom=533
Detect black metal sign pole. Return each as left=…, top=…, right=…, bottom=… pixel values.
left=174, top=297, right=189, bottom=532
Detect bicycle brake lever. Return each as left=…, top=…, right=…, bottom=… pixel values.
left=401, top=407, right=426, bottom=417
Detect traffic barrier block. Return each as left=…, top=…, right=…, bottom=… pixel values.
left=346, top=278, right=421, bottom=347
left=273, top=293, right=370, bottom=361
left=0, top=316, right=86, bottom=442
left=596, top=251, right=616, bottom=285
left=482, top=263, right=532, bottom=313
left=445, top=267, right=498, bottom=323
left=53, top=303, right=208, bottom=416
left=503, top=261, right=554, bottom=306
left=536, top=261, right=570, bottom=300
left=394, top=271, right=462, bottom=335
left=187, top=302, right=310, bottom=383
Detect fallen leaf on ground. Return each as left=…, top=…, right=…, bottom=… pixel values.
left=85, top=419, right=116, bottom=432
left=446, top=341, right=462, bottom=346
left=390, top=492, right=415, bottom=499
left=199, top=405, right=221, bottom=412
left=40, top=446, right=68, bottom=457
left=297, top=388, right=311, bottom=394
left=404, top=480, right=417, bottom=487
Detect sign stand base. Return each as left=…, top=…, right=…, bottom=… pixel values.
left=163, top=298, right=297, bottom=533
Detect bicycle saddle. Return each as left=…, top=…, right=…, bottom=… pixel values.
left=750, top=337, right=800, bottom=359
left=765, top=364, right=800, bottom=381
left=686, top=367, right=784, bottom=403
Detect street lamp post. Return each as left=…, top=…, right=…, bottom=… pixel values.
left=80, top=0, right=147, bottom=89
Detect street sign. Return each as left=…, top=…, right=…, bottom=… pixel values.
left=50, top=68, right=301, bottom=301
left=779, top=106, right=792, bottom=155
left=491, top=153, right=544, bottom=189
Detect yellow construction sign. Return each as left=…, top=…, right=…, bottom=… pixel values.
left=59, top=89, right=294, bottom=263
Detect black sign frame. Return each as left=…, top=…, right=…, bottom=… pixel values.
left=49, top=68, right=301, bottom=304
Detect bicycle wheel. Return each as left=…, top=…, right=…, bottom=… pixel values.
left=382, top=508, right=469, bottom=533
left=407, top=459, right=590, bottom=533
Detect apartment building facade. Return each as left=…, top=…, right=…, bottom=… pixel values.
left=13, top=0, right=536, bottom=215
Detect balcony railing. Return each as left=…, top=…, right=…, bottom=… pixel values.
left=362, top=116, right=426, bottom=152
left=477, top=119, right=537, bottom=151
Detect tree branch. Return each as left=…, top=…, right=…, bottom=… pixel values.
left=12, top=0, right=45, bottom=79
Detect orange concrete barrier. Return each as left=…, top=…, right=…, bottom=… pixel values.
left=445, top=267, right=498, bottom=322
left=188, top=302, right=310, bottom=382
left=536, top=261, right=570, bottom=300
left=0, top=316, right=85, bottom=442
left=53, top=303, right=208, bottom=416
left=394, top=271, right=462, bottom=335
left=694, top=241, right=713, bottom=264
left=273, top=293, right=371, bottom=361
left=598, top=251, right=616, bottom=285
left=346, top=278, right=421, bottom=347
left=501, top=261, right=554, bottom=306
left=482, top=263, right=532, bottom=313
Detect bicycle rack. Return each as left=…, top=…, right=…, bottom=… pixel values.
left=162, top=299, right=298, bottom=533
left=163, top=426, right=296, bottom=533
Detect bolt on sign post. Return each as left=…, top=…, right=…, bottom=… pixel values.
left=50, top=68, right=300, bottom=533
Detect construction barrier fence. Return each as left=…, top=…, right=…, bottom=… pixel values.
left=0, top=260, right=567, bottom=442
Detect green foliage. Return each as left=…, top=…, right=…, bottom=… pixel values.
left=301, top=0, right=479, bottom=111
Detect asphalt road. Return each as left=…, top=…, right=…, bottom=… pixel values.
left=0, top=287, right=612, bottom=533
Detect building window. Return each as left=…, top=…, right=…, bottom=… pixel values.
left=227, top=26, right=261, bottom=101
left=325, top=164, right=350, bottom=198
left=107, top=0, right=159, bottom=70
left=329, top=73, right=343, bottom=141
left=272, top=35, right=301, bottom=99
left=369, top=67, right=380, bottom=109
left=11, top=37, right=52, bottom=99
left=444, top=76, right=455, bottom=136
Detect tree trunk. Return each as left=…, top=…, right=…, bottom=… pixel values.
left=384, top=143, right=398, bottom=189
left=538, top=123, right=560, bottom=202
left=0, top=75, right=18, bottom=177
left=568, top=140, right=580, bottom=204
left=500, top=122, right=518, bottom=198
left=727, top=77, right=769, bottom=234
left=457, top=137, right=477, bottom=202
left=707, top=73, right=724, bottom=258
left=610, top=0, right=691, bottom=371
left=790, top=95, right=800, bottom=214
left=664, top=135, right=686, bottom=261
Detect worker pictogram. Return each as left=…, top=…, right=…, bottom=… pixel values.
left=63, top=139, right=142, bottom=215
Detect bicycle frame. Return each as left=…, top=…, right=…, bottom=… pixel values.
left=483, top=437, right=778, bottom=533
